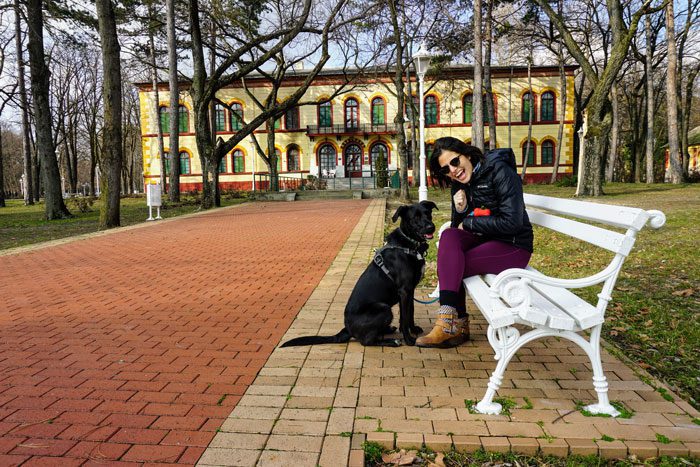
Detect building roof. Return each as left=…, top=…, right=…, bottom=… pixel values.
left=133, top=63, right=579, bottom=90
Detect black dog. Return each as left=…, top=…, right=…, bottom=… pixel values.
left=280, top=200, right=437, bottom=347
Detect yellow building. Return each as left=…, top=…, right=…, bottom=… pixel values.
left=136, top=65, right=578, bottom=191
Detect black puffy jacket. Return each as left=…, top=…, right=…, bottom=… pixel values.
left=450, top=148, right=533, bottom=252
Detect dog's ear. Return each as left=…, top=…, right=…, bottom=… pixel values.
left=420, top=200, right=438, bottom=211
left=392, top=205, right=407, bottom=223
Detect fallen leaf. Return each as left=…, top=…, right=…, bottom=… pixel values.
left=672, top=288, right=694, bottom=297
left=381, top=449, right=417, bottom=466
left=428, top=452, right=446, bottom=467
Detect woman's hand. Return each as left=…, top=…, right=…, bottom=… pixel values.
left=453, top=189, right=467, bottom=213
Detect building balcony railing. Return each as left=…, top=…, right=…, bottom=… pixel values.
left=306, top=123, right=399, bottom=137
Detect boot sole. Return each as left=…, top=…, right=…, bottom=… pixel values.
left=416, top=335, right=469, bottom=349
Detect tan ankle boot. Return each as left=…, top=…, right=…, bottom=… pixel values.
left=416, top=308, right=470, bottom=348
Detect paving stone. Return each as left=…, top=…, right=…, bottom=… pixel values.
left=567, top=438, right=599, bottom=456
left=624, top=440, right=658, bottom=459
left=257, top=450, right=319, bottom=466
left=318, top=435, right=351, bottom=467
left=481, top=436, right=510, bottom=453
left=209, top=433, right=267, bottom=450
left=596, top=439, right=627, bottom=459
left=265, top=434, right=323, bottom=452
left=366, top=432, right=394, bottom=450
left=655, top=441, right=690, bottom=457
left=423, top=434, right=452, bottom=452
left=538, top=438, right=569, bottom=457
left=508, top=437, right=540, bottom=455
left=396, top=433, right=423, bottom=450
left=348, top=449, right=365, bottom=467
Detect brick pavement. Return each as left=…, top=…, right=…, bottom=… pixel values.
left=200, top=198, right=700, bottom=467
left=0, top=199, right=370, bottom=466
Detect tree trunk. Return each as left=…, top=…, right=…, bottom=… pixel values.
left=552, top=33, right=566, bottom=184
left=388, top=0, right=410, bottom=201
left=645, top=16, right=655, bottom=184
left=606, top=83, right=619, bottom=182
left=15, top=0, right=33, bottom=205
left=472, top=0, right=484, bottom=150
left=665, top=0, right=682, bottom=183
left=0, top=129, right=5, bottom=207
left=483, top=0, right=496, bottom=150
left=147, top=4, right=168, bottom=197
left=96, top=0, right=123, bottom=228
left=26, top=0, right=71, bottom=219
left=521, top=56, right=533, bottom=181
left=167, top=0, right=180, bottom=201
left=680, top=64, right=698, bottom=177
left=267, top=120, right=279, bottom=192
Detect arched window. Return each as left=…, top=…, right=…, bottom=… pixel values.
left=285, top=107, right=300, bottom=130
left=232, top=149, right=245, bottom=173
left=218, top=156, right=227, bottom=173
left=287, top=145, right=300, bottom=172
left=318, top=143, right=336, bottom=177
left=318, top=101, right=332, bottom=127
left=344, top=144, right=362, bottom=177
left=159, top=106, right=169, bottom=132
left=178, top=105, right=189, bottom=133
left=522, top=141, right=535, bottom=166
left=214, top=102, right=226, bottom=132
left=179, top=151, right=191, bottom=174
left=371, top=97, right=385, bottom=126
left=521, top=92, right=535, bottom=122
left=345, top=98, right=359, bottom=130
left=463, top=94, right=473, bottom=123
left=370, top=143, right=389, bottom=174
left=230, top=103, right=243, bottom=130
left=540, top=91, right=555, bottom=121
left=425, top=95, right=438, bottom=125
left=541, top=140, right=555, bottom=165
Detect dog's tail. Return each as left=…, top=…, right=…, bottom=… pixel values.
left=279, top=328, right=351, bottom=347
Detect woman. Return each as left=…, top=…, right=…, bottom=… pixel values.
left=416, top=137, right=533, bottom=348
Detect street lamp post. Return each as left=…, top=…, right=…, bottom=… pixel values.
left=413, top=43, right=433, bottom=202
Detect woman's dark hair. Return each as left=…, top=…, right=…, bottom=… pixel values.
left=429, top=137, right=485, bottom=188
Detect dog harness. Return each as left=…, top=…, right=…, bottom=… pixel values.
left=372, top=245, right=425, bottom=283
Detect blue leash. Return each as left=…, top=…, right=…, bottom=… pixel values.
left=414, top=296, right=439, bottom=304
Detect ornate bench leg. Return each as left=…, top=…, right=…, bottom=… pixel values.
left=475, top=360, right=506, bottom=415
left=583, top=326, right=620, bottom=417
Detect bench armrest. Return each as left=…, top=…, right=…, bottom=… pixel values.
left=491, top=259, right=624, bottom=292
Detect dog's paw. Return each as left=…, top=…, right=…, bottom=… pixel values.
left=386, top=339, right=402, bottom=347
left=410, top=325, right=423, bottom=335
left=384, top=326, right=397, bottom=334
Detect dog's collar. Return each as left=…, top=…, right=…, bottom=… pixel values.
left=396, top=228, right=424, bottom=250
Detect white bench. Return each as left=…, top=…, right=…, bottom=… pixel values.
left=437, top=193, right=666, bottom=417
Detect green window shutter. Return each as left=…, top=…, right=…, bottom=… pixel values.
left=463, top=95, right=472, bottom=123
left=218, top=157, right=226, bottom=173
left=233, top=151, right=244, bottom=173
left=159, top=108, right=169, bottom=132
left=178, top=106, right=188, bottom=133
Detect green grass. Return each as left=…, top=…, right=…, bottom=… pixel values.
left=395, top=183, right=700, bottom=411
left=0, top=194, right=248, bottom=251
left=365, top=445, right=698, bottom=466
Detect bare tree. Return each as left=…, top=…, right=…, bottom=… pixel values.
left=664, top=0, right=682, bottom=183
left=532, top=0, right=662, bottom=196
left=483, top=0, right=496, bottom=149
left=166, top=0, right=180, bottom=202
left=472, top=0, right=484, bottom=150
left=95, top=0, right=123, bottom=228
left=26, top=0, right=71, bottom=219
left=14, top=0, right=33, bottom=205
left=645, top=14, right=655, bottom=183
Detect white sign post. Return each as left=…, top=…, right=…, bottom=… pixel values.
left=146, top=183, right=163, bottom=221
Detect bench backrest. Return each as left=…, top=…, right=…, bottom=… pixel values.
left=523, top=194, right=666, bottom=257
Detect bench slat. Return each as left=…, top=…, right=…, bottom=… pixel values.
left=526, top=272, right=603, bottom=329
left=524, top=193, right=649, bottom=230
left=464, top=276, right=515, bottom=328
left=527, top=209, right=634, bottom=255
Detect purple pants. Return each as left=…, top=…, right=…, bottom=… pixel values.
left=438, top=228, right=531, bottom=316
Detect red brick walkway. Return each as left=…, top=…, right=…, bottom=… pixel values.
left=0, top=200, right=369, bottom=466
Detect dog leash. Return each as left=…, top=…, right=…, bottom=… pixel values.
left=414, top=296, right=439, bottom=304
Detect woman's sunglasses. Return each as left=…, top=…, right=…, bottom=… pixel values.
left=439, top=155, right=462, bottom=175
